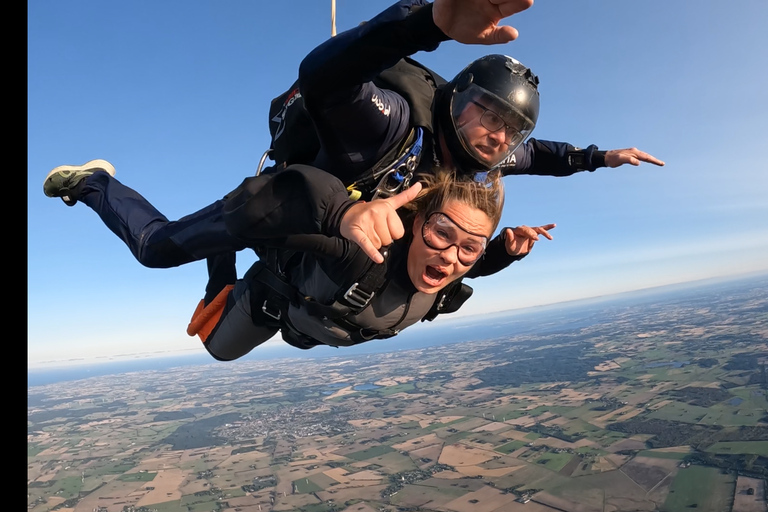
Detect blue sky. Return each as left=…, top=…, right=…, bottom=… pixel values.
left=28, top=1, right=768, bottom=367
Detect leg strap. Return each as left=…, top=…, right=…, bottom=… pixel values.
left=187, top=285, right=235, bottom=342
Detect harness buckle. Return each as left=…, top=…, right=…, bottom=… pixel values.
left=261, top=299, right=282, bottom=321
left=343, top=283, right=375, bottom=309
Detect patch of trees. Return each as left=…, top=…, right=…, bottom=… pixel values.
left=717, top=426, right=768, bottom=441
left=241, top=475, right=276, bottom=493
left=686, top=452, right=768, bottom=478
left=158, top=412, right=241, bottom=450
left=747, top=365, right=767, bottom=389
left=231, top=445, right=259, bottom=455
left=607, top=419, right=722, bottom=448
left=694, top=358, right=719, bottom=368
left=724, top=354, right=760, bottom=371
left=152, top=410, right=195, bottom=422
left=665, top=387, right=732, bottom=407
left=472, top=350, right=604, bottom=388
left=523, top=424, right=583, bottom=443
left=609, top=420, right=768, bottom=449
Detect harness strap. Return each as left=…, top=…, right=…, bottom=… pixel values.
left=421, top=281, right=474, bottom=322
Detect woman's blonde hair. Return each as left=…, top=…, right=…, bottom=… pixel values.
left=402, top=169, right=505, bottom=235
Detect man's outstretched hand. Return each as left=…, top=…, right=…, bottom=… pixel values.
left=504, top=223, right=555, bottom=256
left=432, top=0, right=534, bottom=45
left=340, top=183, right=423, bottom=264
left=605, top=148, right=665, bottom=168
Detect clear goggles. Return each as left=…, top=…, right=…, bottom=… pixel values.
left=422, top=212, right=489, bottom=266
left=452, top=84, right=536, bottom=167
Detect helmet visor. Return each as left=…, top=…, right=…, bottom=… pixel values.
left=451, top=84, right=536, bottom=168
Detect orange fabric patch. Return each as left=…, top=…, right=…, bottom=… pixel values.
left=186, top=285, right=235, bottom=342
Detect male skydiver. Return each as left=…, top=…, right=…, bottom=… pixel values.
left=294, top=0, right=664, bottom=200
left=44, top=0, right=661, bottom=274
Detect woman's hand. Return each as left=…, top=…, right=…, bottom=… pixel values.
left=504, top=223, right=555, bottom=256
left=340, top=183, right=422, bottom=263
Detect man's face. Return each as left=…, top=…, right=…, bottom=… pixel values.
left=455, top=97, right=513, bottom=165
left=407, top=199, right=494, bottom=294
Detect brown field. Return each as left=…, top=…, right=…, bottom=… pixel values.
left=620, top=456, right=679, bottom=492
left=439, top=443, right=498, bottom=466
left=653, top=446, right=693, bottom=453
left=505, top=415, right=538, bottom=427
left=541, top=415, right=570, bottom=427
left=324, top=385, right=356, bottom=399
left=300, top=446, right=350, bottom=463
left=499, top=429, right=535, bottom=441
left=322, top=467, right=383, bottom=486
left=431, top=469, right=465, bottom=479
left=607, top=438, right=647, bottom=452
left=637, top=331, right=668, bottom=338
left=593, top=360, right=621, bottom=372
left=733, top=476, right=767, bottom=512
left=535, top=491, right=603, bottom=512
left=412, top=444, right=445, bottom=467
left=393, top=433, right=442, bottom=451
left=471, top=421, right=510, bottom=432
left=339, top=503, right=379, bottom=512
left=71, top=478, right=144, bottom=512
left=390, top=482, right=463, bottom=509
left=316, top=483, right=388, bottom=502
left=387, top=392, right=428, bottom=401
left=453, top=464, right=522, bottom=478
left=374, top=375, right=414, bottom=386
left=272, top=492, right=321, bottom=511
left=591, top=454, right=628, bottom=473
left=592, top=405, right=643, bottom=428
left=179, top=476, right=210, bottom=495
left=443, top=377, right=483, bottom=389
left=443, top=484, right=518, bottom=512
left=136, top=468, right=185, bottom=506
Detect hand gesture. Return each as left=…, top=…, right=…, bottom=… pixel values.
left=432, top=0, right=533, bottom=45
left=504, top=223, right=555, bottom=256
left=340, top=183, right=423, bottom=263
left=605, top=148, right=665, bottom=168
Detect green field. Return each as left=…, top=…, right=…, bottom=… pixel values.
left=636, top=450, right=688, bottom=460
left=705, top=441, right=768, bottom=457
left=663, top=466, right=735, bottom=512
left=28, top=443, right=43, bottom=457
left=496, top=440, right=527, bottom=454
left=53, top=476, right=84, bottom=499
left=532, top=452, right=575, bottom=472
left=376, top=383, right=416, bottom=396
left=293, top=477, right=323, bottom=493
left=118, top=471, right=157, bottom=481
left=647, top=401, right=711, bottom=424
left=346, top=444, right=395, bottom=461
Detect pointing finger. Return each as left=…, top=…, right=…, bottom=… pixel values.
left=637, top=151, right=665, bottom=166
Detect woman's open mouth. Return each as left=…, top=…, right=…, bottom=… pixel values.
left=423, top=265, right=448, bottom=287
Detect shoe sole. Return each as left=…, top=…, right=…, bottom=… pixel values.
left=43, top=159, right=116, bottom=198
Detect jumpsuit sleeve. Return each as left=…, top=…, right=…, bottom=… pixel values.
left=221, top=165, right=356, bottom=246
left=498, top=138, right=608, bottom=177
left=298, top=0, right=449, bottom=178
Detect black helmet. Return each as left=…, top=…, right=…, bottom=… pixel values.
left=435, top=55, right=540, bottom=172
